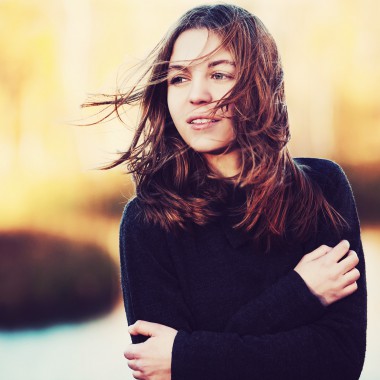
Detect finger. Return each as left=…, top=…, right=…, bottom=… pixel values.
left=132, top=370, right=144, bottom=380
left=127, top=360, right=140, bottom=371
left=342, top=267, right=360, bottom=287
left=337, top=250, right=359, bottom=275
left=129, top=320, right=161, bottom=337
left=306, top=245, right=332, bottom=262
left=340, top=281, right=359, bottom=299
left=326, top=240, right=350, bottom=263
left=124, top=343, right=142, bottom=360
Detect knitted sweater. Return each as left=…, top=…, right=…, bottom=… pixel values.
left=119, top=158, right=367, bottom=380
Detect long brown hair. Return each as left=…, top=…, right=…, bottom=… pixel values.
left=83, top=4, right=345, bottom=246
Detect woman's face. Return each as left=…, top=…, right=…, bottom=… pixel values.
left=167, top=28, right=236, bottom=155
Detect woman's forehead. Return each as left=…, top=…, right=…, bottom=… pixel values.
left=169, top=28, right=233, bottom=65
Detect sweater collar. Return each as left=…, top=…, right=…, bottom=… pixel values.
left=219, top=185, right=252, bottom=249
left=219, top=216, right=251, bottom=249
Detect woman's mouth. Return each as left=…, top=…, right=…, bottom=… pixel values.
left=189, top=118, right=219, bottom=130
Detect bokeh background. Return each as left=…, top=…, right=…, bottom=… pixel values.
left=1, top=0, right=379, bottom=379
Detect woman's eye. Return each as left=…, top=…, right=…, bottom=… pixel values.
left=169, top=76, right=187, bottom=85
left=211, top=72, right=232, bottom=80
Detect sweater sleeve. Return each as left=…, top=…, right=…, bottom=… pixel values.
left=119, top=198, right=194, bottom=342
left=223, top=269, right=326, bottom=335
left=171, top=161, right=367, bottom=380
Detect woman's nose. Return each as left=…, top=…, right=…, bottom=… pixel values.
left=188, top=79, right=212, bottom=105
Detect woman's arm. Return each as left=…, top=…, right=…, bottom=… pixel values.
left=119, top=199, right=193, bottom=340
left=223, top=240, right=360, bottom=336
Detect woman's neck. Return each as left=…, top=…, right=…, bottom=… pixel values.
left=203, top=149, right=241, bottom=178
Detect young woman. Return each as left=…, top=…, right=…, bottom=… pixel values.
left=85, top=4, right=367, bottom=380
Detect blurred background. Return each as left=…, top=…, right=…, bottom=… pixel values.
left=0, top=0, right=379, bottom=379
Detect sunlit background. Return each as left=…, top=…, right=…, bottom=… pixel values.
left=1, top=0, right=379, bottom=379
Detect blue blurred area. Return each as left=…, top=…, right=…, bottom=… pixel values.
left=0, top=303, right=129, bottom=380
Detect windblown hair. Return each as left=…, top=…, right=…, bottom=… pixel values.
left=83, top=4, right=345, bottom=248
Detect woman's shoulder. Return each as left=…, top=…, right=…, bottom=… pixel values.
left=294, top=157, right=353, bottom=202
left=294, top=157, right=346, bottom=182
left=294, top=157, right=343, bottom=176
left=121, top=196, right=143, bottom=221
left=120, top=196, right=162, bottom=234
left=119, top=196, right=170, bottom=253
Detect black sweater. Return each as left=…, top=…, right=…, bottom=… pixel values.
left=119, top=158, right=367, bottom=380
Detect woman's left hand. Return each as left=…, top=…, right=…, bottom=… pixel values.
left=124, top=320, right=178, bottom=380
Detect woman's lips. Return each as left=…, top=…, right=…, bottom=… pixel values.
left=188, top=118, right=219, bottom=130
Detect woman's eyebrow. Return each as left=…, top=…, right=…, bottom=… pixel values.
left=168, top=59, right=235, bottom=72
left=168, top=64, right=188, bottom=72
left=208, top=59, right=236, bottom=68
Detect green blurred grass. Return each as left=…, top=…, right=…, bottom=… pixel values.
left=0, top=230, right=120, bottom=330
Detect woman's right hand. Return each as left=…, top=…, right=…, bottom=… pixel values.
left=294, top=240, right=360, bottom=306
